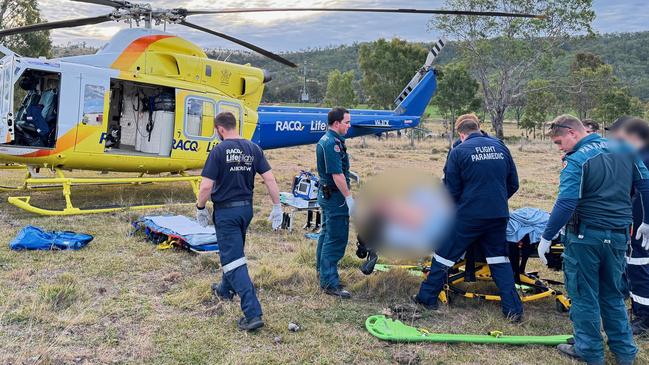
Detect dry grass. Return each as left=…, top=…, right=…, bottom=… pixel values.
left=0, top=120, right=647, bottom=364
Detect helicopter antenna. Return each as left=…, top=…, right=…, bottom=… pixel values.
left=223, top=50, right=233, bottom=63
left=301, top=62, right=309, bottom=102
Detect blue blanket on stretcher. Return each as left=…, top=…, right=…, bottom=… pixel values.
left=132, top=215, right=219, bottom=253
left=506, top=207, right=550, bottom=244
left=10, top=226, right=93, bottom=250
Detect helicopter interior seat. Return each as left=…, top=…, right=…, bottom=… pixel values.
left=16, top=91, right=41, bottom=125
left=15, top=74, right=40, bottom=125
left=39, top=86, right=59, bottom=147
left=13, top=75, right=45, bottom=146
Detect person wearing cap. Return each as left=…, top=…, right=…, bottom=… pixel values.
left=611, top=118, right=649, bottom=335
left=413, top=113, right=523, bottom=320
left=196, top=111, right=283, bottom=331
left=538, top=115, right=649, bottom=364
left=315, top=107, right=354, bottom=298
left=582, top=119, right=599, bottom=134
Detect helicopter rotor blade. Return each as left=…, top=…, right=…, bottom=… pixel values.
left=179, top=20, right=297, bottom=68
left=0, top=15, right=114, bottom=37
left=70, top=0, right=130, bottom=8
left=182, top=7, right=544, bottom=19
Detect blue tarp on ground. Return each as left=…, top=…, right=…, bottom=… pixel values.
left=507, top=207, right=550, bottom=244
left=9, top=226, right=93, bottom=250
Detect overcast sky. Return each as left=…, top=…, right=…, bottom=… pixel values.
left=39, top=0, right=649, bottom=51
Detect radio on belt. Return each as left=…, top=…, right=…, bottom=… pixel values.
left=292, top=170, right=319, bottom=200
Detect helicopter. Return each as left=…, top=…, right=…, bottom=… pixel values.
left=0, top=0, right=541, bottom=216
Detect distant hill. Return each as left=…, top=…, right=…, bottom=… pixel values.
left=53, top=32, right=649, bottom=103
left=52, top=43, right=99, bottom=58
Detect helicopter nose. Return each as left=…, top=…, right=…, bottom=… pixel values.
left=262, top=69, right=272, bottom=83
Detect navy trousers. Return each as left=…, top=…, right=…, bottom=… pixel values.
left=628, top=201, right=649, bottom=318
left=213, top=205, right=262, bottom=319
left=416, top=218, right=523, bottom=317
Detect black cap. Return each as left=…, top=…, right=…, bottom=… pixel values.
left=605, top=116, right=633, bottom=131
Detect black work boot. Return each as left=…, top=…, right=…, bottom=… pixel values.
left=411, top=295, right=439, bottom=311
left=557, top=344, right=586, bottom=363
left=631, top=316, right=649, bottom=336
left=237, top=316, right=264, bottom=331
left=323, top=286, right=351, bottom=299
left=211, top=282, right=234, bottom=301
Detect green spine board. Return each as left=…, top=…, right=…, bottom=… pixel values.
left=366, top=315, right=572, bottom=346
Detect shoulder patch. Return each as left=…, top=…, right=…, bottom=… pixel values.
left=334, top=145, right=341, bottom=153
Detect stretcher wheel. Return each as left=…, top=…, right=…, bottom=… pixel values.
left=440, top=289, right=454, bottom=306
left=555, top=298, right=569, bottom=313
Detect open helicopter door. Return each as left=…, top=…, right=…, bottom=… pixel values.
left=75, top=75, right=109, bottom=153
left=0, top=47, right=15, bottom=144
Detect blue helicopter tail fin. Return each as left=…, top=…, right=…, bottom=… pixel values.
left=393, top=39, right=446, bottom=117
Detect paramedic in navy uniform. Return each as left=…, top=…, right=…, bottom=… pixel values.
left=413, top=113, right=523, bottom=321
left=196, top=111, right=283, bottom=332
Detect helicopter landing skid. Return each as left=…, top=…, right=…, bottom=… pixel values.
left=6, top=169, right=201, bottom=216
left=0, top=184, right=62, bottom=192
left=0, top=163, right=25, bottom=170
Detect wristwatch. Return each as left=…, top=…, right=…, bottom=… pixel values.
left=196, top=204, right=205, bottom=210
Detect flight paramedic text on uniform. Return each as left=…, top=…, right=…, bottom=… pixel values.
left=196, top=111, right=283, bottom=332
left=413, top=113, right=523, bottom=321
left=538, top=114, right=649, bottom=364
left=316, top=107, right=354, bottom=299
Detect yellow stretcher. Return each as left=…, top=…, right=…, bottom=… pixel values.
left=358, top=235, right=571, bottom=312
left=438, top=259, right=571, bottom=312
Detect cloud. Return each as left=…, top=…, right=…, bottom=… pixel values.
left=39, top=0, right=443, bottom=50
left=36, top=0, right=649, bottom=51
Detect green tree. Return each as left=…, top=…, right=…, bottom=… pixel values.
left=569, top=54, right=615, bottom=120
left=324, top=70, right=356, bottom=108
left=521, top=79, right=556, bottom=139
left=432, top=0, right=594, bottom=139
left=570, top=52, right=604, bottom=73
left=358, top=38, right=427, bottom=109
left=592, top=87, right=644, bottom=127
left=0, top=0, right=51, bottom=57
left=432, top=63, right=482, bottom=147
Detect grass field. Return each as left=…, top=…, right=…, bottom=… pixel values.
left=0, top=121, right=646, bottom=365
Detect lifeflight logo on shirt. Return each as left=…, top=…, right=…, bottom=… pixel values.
left=226, top=148, right=254, bottom=172
left=471, top=146, right=504, bottom=162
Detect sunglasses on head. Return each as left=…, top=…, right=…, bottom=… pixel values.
left=549, top=123, right=572, bottom=130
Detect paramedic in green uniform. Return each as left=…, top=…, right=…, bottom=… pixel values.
left=538, top=115, right=649, bottom=364
left=316, top=107, right=354, bottom=298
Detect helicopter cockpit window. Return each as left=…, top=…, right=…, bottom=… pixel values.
left=184, top=97, right=215, bottom=139
left=11, top=69, right=61, bottom=148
